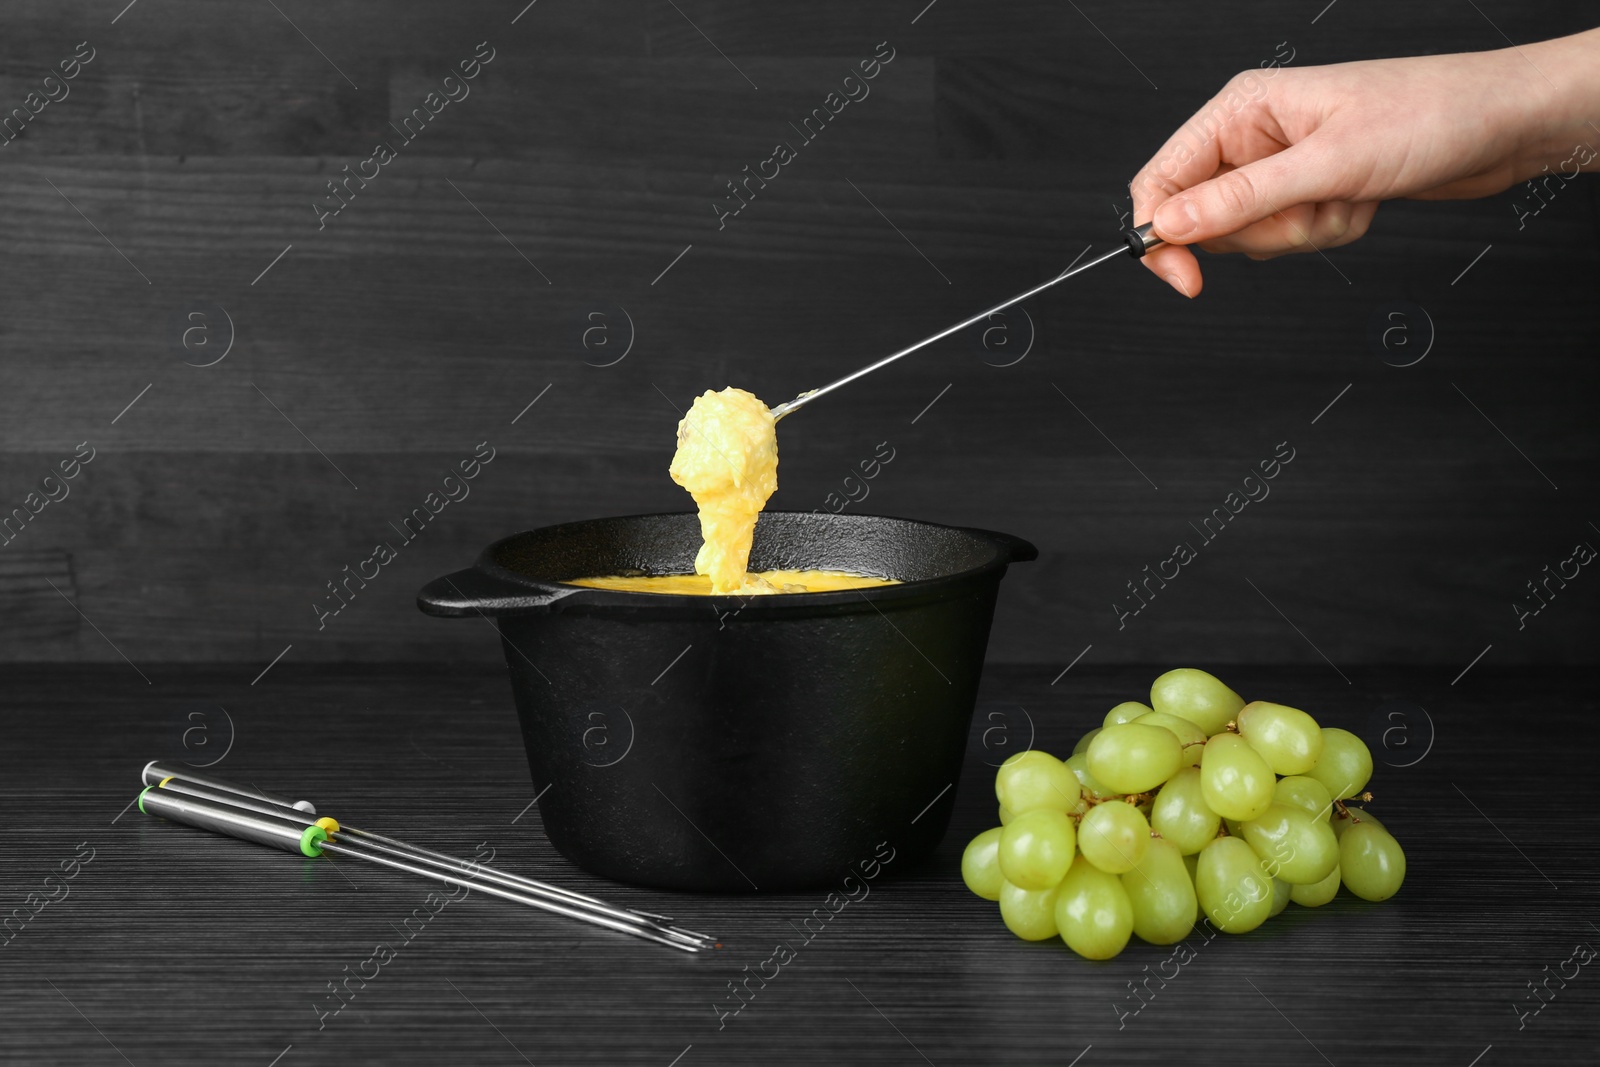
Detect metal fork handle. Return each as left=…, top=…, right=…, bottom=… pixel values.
left=1124, top=222, right=1163, bottom=257
left=770, top=222, right=1165, bottom=421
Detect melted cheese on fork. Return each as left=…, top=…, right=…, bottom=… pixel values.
left=565, top=387, right=898, bottom=596
left=667, top=387, right=780, bottom=594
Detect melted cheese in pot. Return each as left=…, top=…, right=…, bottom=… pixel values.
left=667, top=387, right=780, bottom=594
left=566, top=569, right=897, bottom=596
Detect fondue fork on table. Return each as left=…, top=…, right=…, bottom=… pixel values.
left=137, top=762, right=718, bottom=953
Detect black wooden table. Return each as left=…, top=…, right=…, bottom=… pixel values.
left=4, top=663, right=1595, bottom=1065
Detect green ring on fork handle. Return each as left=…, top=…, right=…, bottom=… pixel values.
left=300, top=825, right=329, bottom=858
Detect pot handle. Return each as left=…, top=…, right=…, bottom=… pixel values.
left=416, top=567, right=576, bottom=618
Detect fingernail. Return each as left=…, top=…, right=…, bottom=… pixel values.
left=1163, top=273, right=1192, bottom=299
left=1155, top=198, right=1199, bottom=238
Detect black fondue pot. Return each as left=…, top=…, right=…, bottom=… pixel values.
left=418, top=511, right=1036, bottom=891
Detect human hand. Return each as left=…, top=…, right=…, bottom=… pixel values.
left=1130, top=28, right=1600, bottom=296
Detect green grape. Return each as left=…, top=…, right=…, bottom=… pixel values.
left=1104, top=701, right=1153, bottom=728
left=1054, top=855, right=1134, bottom=960
left=1078, top=800, right=1150, bottom=874
left=1065, top=753, right=1114, bottom=799
left=1340, top=822, right=1406, bottom=901
left=1121, top=837, right=1197, bottom=945
left=1194, top=837, right=1274, bottom=934
left=998, top=808, right=1076, bottom=890
left=998, top=804, right=1014, bottom=826
left=1150, top=767, right=1221, bottom=855
left=961, top=828, right=1005, bottom=901
left=995, top=750, right=1081, bottom=814
left=1239, top=803, right=1339, bottom=885
left=1134, top=711, right=1207, bottom=768
left=1307, top=728, right=1374, bottom=800
left=1073, top=728, right=1102, bottom=755
left=1150, top=668, right=1245, bottom=736
left=1223, top=816, right=1244, bottom=839
left=1331, top=805, right=1385, bottom=839
left=1200, top=734, right=1275, bottom=821
left=1087, top=723, right=1183, bottom=794
left=1274, top=775, right=1334, bottom=821
left=1183, top=851, right=1199, bottom=882
left=1236, top=701, right=1324, bottom=776
left=1289, top=865, right=1341, bottom=907
left=1268, top=878, right=1291, bottom=917
left=999, top=879, right=1061, bottom=940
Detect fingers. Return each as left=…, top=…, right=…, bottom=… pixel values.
left=1150, top=137, right=1347, bottom=247
left=1129, top=71, right=1311, bottom=297
left=1138, top=199, right=1378, bottom=295
left=1129, top=79, right=1271, bottom=299
left=1127, top=68, right=1372, bottom=295
left=1129, top=73, right=1276, bottom=228
left=1196, top=200, right=1379, bottom=256
left=1139, top=244, right=1203, bottom=298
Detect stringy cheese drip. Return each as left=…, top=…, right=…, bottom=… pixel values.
left=669, top=387, right=779, bottom=595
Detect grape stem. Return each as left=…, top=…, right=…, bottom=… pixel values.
left=1331, top=793, right=1377, bottom=825
left=1072, top=790, right=1155, bottom=822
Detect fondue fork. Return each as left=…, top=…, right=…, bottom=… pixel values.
left=770, top=223, right=1164, bottom=421
left=140, top=762, right=701, bottom=936
left=138, top=763, right=717, bottom=952
left=137, top=788, right=709, bottom=952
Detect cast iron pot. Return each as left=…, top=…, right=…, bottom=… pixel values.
left=417, top=511, right=1036, bottom=892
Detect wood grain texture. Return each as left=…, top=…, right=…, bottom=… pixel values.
left=2, top=663, right=1595, bottom=1065
left=0, top=548, right=77, bottom=640
left=0, top=0, right=1596, bottom=666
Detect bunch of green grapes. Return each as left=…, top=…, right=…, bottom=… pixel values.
left=961, top=668, right=1406, bottom=960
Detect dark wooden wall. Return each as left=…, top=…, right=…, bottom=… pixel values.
left=2, top=1, right=1596, bottom=672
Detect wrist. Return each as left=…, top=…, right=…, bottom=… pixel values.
left=1513, top=27, right=1600, bottom=174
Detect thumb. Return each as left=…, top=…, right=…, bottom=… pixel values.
left=1151, top=139, right=1344, bottom=245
